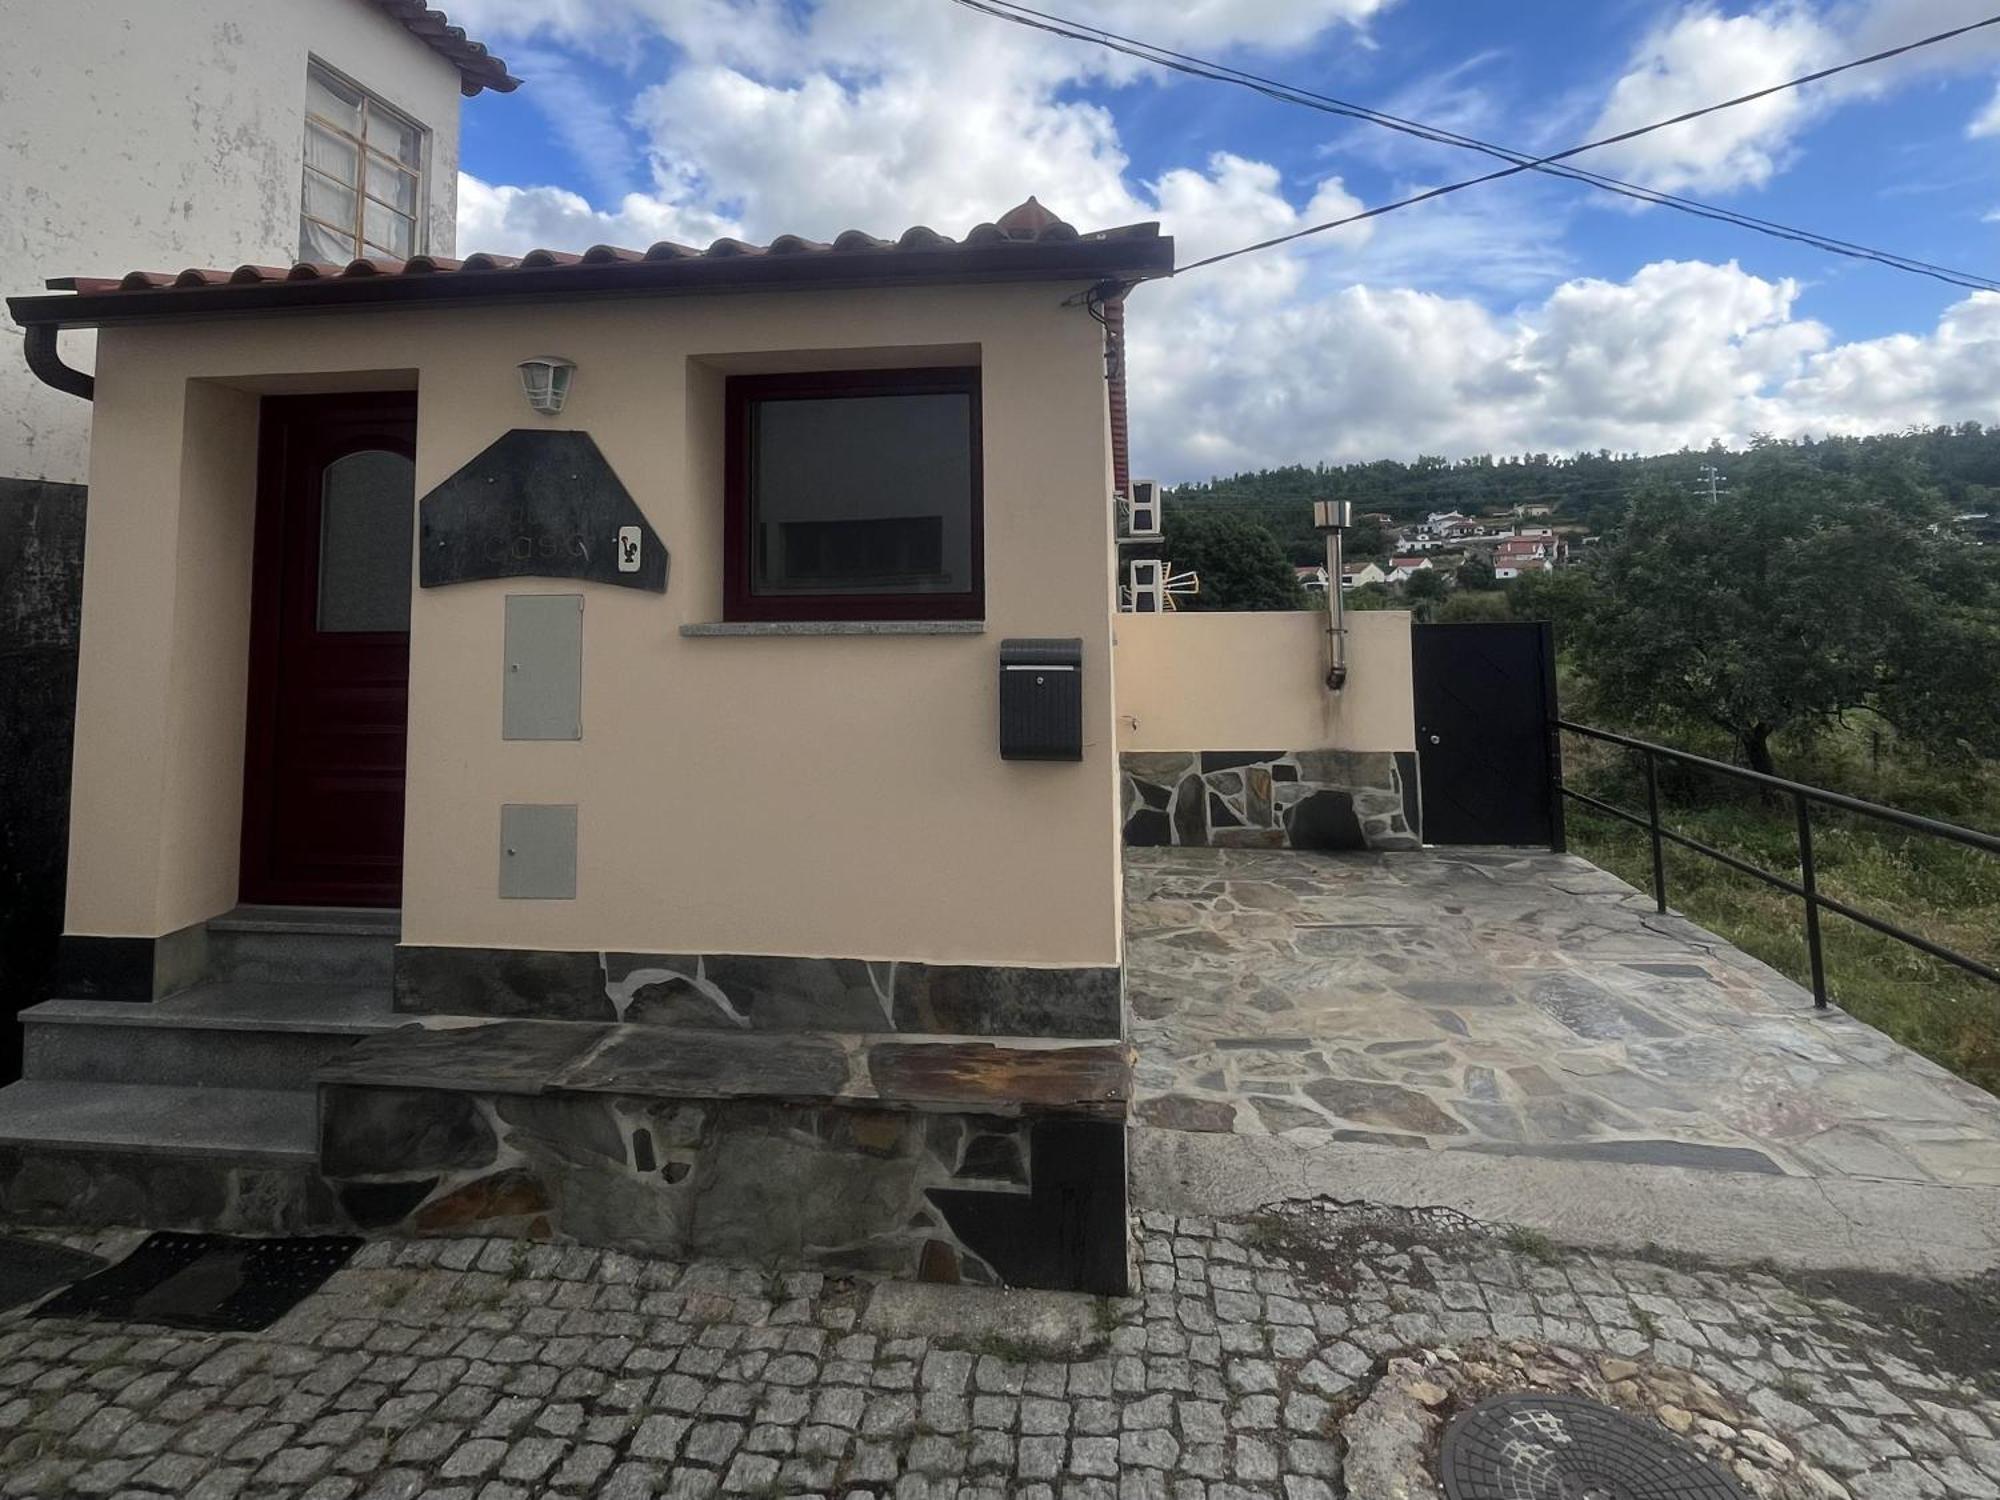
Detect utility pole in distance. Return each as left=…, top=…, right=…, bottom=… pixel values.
left=1693, top=463, right=1728, bottom=502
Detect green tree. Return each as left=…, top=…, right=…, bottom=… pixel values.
left=1574, top=449, right=2000, bottom=775
left=1162, top=510, right=1311, bottom=611
left=1396, top=566, right=1446, bottom=619
left=1439, top=590, right=1513, bottom=622
left=1343, top=581, right=1397, bottom=611
left=1506, top=567, right=1600, bottom=641
left=1456, top=553, right=1497, bottom=591
left=1346, top=514, right=1388, bottom=561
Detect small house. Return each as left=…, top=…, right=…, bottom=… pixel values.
left=1341, top=560, right=1388, bottom=589
left=3, top=198, right=1173, bottom=1293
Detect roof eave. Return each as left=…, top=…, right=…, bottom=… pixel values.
left=7, top=239, right=1175, bottom=331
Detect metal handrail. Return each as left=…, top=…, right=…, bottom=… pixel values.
left=1553, top=719, right=2000, bottom=1007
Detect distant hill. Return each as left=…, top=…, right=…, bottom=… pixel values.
left=1165, top=424, right=2000, bottom=566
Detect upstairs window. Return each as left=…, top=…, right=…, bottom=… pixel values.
left=724, top=368, right=984, bottom=621
left=301, top=61, right=425, bottom=263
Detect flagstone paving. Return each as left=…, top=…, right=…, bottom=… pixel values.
left=1, top=1211, right=1995, bottom=1499
left=1124, top=846, right=2000, bottom=1188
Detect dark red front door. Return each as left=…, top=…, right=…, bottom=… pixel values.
left=241, top=394, right=417, bottom=908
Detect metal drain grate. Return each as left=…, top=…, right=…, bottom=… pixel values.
left=1440, top=1393, right=1750, bottom=1499
left=33, top=1232, right=360, bottom=1332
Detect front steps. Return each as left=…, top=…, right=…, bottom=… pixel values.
left=1, top=910, right=1136, bottom=1292
left=22, top=982, right=398, bottom=1090
left=205, top=905, right=397, bottom=988
left=0, top=908, right=397, bottom=1232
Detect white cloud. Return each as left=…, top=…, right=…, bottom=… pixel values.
left=456, top=176, right=738, bottom=254
left=1123, top=263, right=2000, bottom=476
left=1972, top=81, right=2000, bottom=136
left=448, top=0, right=2000, bottom=482
left=1585, top=1, right=2000, bottom=195
left=1583, top=4, right=1838, bottom=194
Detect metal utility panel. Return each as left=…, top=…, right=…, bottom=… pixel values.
left=499, top=804, right=578, bottom=899
left=502, top=594, right=583, bottom=741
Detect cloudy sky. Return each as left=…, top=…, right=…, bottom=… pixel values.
left=444, top=0, right=2000, bottom=482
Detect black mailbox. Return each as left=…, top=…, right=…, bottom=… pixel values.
left=999, top=638, right=1084, bottom=761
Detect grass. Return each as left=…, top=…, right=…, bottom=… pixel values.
left=1562, top=721, right=2000, bottom=1097
left=1501, top=1225, right=1562, bottom=1264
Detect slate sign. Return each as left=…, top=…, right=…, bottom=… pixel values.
left=418, top=428, right=668, bottom=592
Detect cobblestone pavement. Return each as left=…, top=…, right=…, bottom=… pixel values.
left=2, top=1210, right=1996, bottom=1499
left=1126, top=847, right=2000, bottom=1187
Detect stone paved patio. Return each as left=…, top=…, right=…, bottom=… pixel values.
left=1, top=1210, right=1996, bottom=1499
left=1125, top=847, right=2000, bottom=1189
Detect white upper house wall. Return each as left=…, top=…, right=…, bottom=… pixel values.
left=0, top=0, right=467, bottom=484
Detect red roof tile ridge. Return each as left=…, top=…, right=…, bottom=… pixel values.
left=368, top=0, right=520, bottom=95
left=23, top=204, right=1172, bottom=315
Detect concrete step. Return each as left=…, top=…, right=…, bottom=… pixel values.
left=204, top=905, right=398, bottom=988
left=22, top=982, right=405, bottom=1090
left=0, top=1079, right=316, bottom=1163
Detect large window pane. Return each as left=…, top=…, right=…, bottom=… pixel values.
left=300, top=215, right=354, bottom=264
left=378, top=113, right=424, bottom=168
left=318, top=450, right=415, bottom=632
left=302, top=61, right=425, bottom=262
left=305, top=121, right=358, bottom=185
left=307, top=70, right=363, bottom=133
left=366, top=155, right=419, bottom=214
left=749, top=392, right=973, bottom=597
left=365, top=206, right=415, bottom=258
left=304, top=167, right=357, bottom=230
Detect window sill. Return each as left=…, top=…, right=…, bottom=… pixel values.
left=680, top=620, right=987, bottom=638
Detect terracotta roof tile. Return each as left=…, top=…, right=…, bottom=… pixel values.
left=369, top=0, right=519, bottom=95
left=16, top=200, right=1172, bottom=329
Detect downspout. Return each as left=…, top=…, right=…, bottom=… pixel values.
left=1102, top=289, right=1130, bottom=499
left=22, top=323, right=93, bottom=400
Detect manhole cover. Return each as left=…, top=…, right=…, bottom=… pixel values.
left=1440, top=1393, right=1750, bottom=1499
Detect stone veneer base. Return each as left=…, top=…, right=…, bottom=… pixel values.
left=394, top=945, right=1124, bottom=1038
left=318, top=1085, right=1129, bottom=1295
left=0, top=1144, right=341, bottom=1234
left=1121, top=748, right=1422, bottom=851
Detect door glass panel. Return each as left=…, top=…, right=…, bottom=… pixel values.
left=317, top=449, right=414, bottom=632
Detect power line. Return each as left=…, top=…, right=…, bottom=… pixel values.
left=956, top=0, right=1999, bottom=290
left=948, top=0, right=2000, bottom=290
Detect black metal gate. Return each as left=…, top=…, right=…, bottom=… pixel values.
left=1412, top=621, right=1561, bottom=847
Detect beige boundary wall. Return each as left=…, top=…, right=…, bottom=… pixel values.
left=1114, top=609, right=1415, bottom=754
left=64, top=281, right=1124, bottom=970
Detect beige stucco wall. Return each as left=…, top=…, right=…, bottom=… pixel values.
left=64, top=281, right=1125, bottom=971
left=1114, top=609, right=1415, bottom=753
left=0, top=0, right=464, bottom=483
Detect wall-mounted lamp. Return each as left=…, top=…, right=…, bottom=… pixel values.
left=517, top=356, right=576, bottom=416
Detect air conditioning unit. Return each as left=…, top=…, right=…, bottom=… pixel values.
left=1119, top=479, right=1162, bottom=542
left=1127, top=557, right=1165, bottom=612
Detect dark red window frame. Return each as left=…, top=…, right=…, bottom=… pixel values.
left=723, top=366, right=984, bottom=622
